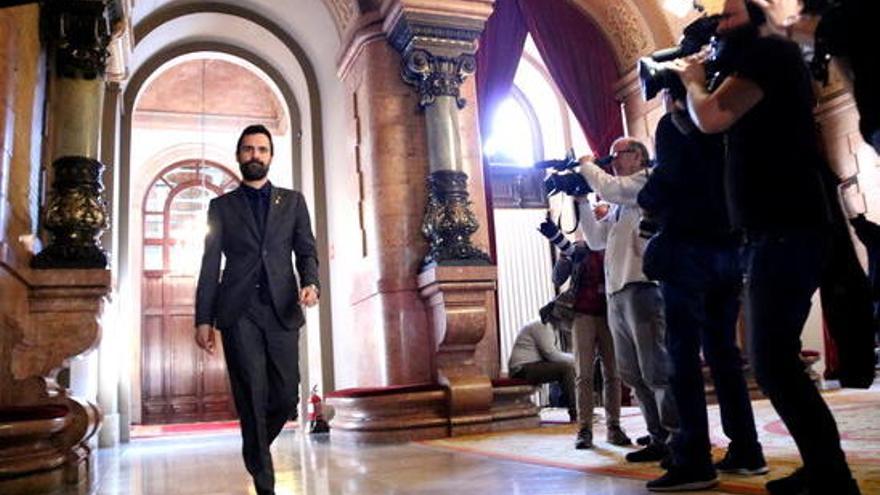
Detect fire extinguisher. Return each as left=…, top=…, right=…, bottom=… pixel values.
left=308, top=385, right=330, bottom=434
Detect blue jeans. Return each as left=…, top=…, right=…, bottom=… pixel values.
left=744, top=230, right=852, bottom=486
left=662, top=240, right=760, bottom=470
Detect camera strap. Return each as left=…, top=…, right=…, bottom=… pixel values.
left=561, top=198, right=580, bottom=235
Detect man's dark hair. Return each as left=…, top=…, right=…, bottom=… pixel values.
left=236, top=124, right=274, bottom=156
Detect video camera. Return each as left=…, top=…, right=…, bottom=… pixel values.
left=637, top=15, right=722, bottom=100
left=535, top=150, right=596, bottom=197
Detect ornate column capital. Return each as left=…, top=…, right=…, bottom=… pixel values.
left=45, top=0, right=114, bottom=80
left=385, top=1, right=488, bottom=109
left=382, top=1, right=494, bottom=269
left=401, top=49, right=475, bottom=109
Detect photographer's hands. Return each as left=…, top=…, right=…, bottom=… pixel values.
left=665, top=48, right=710, bottom=89
left=538, top=215, right=561, bottom=240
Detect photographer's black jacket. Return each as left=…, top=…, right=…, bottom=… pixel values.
left=638, top=112, right=735, bottom=244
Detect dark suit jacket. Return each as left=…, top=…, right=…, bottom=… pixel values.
left=195, top=185, right=320, bottom=331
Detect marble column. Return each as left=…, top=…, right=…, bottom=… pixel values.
left=31, top=0, right=113, bottom=270
left=385, top=1, right=499, bottom=434
left=0, top=1, right=119, bottom=492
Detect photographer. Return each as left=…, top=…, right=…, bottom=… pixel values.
left=638, top=90, right=766, bottom=492
left=750, top=0, right=880, bottom=153
left=669, top=1, right=860, bottom=493
left=538, top=220, right=631, bottom=450
left=575, top=138, right=679, bottom=464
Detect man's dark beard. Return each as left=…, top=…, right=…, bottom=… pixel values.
left=239, top=160, right=268, bottom=181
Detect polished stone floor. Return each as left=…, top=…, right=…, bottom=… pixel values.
left=83, top=429, right=740, bottom=495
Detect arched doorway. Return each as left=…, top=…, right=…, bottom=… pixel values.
left=129, top=52, right=294, bottom=425
left=140, top=160, right=239, bottom=424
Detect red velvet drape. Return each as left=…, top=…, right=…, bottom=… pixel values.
left=476, top=0, right=625, bottom=159
left=476, top=0, right=528, bottom=139
left=516, top=0, right=624, bottom=155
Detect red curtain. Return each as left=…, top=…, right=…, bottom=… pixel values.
left=475, top=0, right=625, bottom=259
left=476, top=0, right=529, bottom=139
left=517, top=0, right=624, bottom=155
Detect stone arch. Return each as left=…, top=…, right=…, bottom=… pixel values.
left=119, top=2, right=338, bottom=419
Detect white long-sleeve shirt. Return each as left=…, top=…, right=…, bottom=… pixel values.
left=578, top=162, right=655, bottom=296
left=508, top=320, right=574, bottom=374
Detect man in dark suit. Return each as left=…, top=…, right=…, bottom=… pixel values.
left=194, top=124, right=319, bottom=495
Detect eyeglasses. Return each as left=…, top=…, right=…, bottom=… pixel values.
left=611, top=149, right=638, bottom=159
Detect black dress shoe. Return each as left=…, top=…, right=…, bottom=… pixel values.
left=766, top=467, right=805, bottom=495
left=626, top=442, right=668, bottom=463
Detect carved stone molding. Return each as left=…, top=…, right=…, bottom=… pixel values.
left=418, top=264, right=498, bottom=435
left=322, top=0, right=361, bottom=37
left=31, top=157, right=108, bottom=269
left=604, top=3, right=651, bottom=69
left=0, top=268, right=109, bottom=494
left=47, top=0, right=113, bottom=80
left=421, top=170, right=490, bottom=268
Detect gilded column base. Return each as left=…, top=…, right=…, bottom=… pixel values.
left=421, top=170, right=491, bottom=269
left=31, top=157, right=108, bottom=270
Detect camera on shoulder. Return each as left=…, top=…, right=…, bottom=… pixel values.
left=534, top=150, right=592, bottom=197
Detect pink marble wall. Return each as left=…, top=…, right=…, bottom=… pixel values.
left=331, top=36, right=498, bottom=388
left=334, top=39, right=434, bottom=387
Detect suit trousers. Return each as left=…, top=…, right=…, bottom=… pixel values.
left=221, top=294, right=300, bottom=494
left=571, top=314, right=621, bottom=431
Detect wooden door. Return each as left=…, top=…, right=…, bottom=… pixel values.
left=141, top=161, right=238, bottom=424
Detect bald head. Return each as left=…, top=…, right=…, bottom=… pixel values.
left=609, top=138, right=649, bottom=176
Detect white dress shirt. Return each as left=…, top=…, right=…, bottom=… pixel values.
left=577, top=162, right=655, bottom=296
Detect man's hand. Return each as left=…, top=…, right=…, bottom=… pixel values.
left=577, top=155, right=595, bottom=166
left=195, top=324, right=216, bottom=355
left=667, top=49, right=709, bottom=88
left=300, top=285, right=319, bottom=307
left=538, top=216, right=561, bottom=240
left=750, top=0, right=804, bottom=32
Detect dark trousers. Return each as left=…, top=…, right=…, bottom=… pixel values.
left=744, top=230, right=852, bottom=487
left=513, top=361, right=577, bottom=419
left=221, top=295, right=300, bottom=495
left=662, top=241, right=760, bottom=470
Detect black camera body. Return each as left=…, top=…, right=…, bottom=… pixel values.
left=535, top=156, right=593, bottom=197
left=637, top=15, right=722, bottom=100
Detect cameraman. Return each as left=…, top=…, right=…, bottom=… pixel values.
left=670, top=0, right=860, bottom=493
left=576, top=138, right=679, bottom=463
left=638, top=89, right=766, bottom=492
left=750, top=0, right=880, bottom=153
